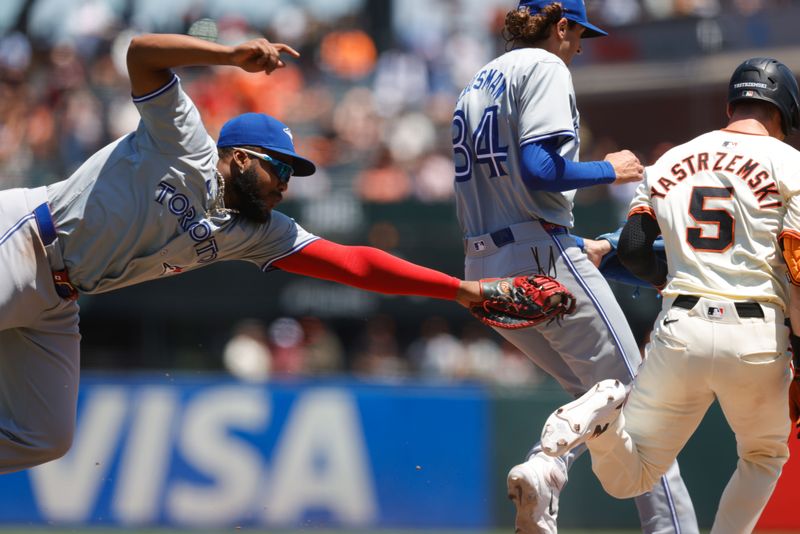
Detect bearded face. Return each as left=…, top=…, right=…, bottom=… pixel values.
left=230, top=164, right=272, bottom=224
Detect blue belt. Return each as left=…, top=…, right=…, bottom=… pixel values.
left=489, top=227, right=515, bottom=247
left=32, top=203, right=78, bottom=301
left=33, top=203, right=57, bottom=246
left=489, top=222, right=568, bottom=248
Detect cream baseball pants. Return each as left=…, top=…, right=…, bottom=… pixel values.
left=587, top=295, right=792, bottom=534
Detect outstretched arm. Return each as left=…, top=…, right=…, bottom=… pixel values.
left=275, top=240, right=576, bottom=328
left=126, top=33, right=299, bottom=97
left=273, top=239, right=482, bottom=308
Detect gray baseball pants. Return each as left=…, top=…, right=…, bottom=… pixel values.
left=465, top=220, right=699, bottom=534
left=0, top=186, right=80, bottom=473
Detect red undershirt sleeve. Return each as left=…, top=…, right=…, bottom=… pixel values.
left=272, top=239, right=461, bottom=301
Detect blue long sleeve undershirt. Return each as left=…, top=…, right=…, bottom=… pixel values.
left=520, top=139, right=616, bottom=192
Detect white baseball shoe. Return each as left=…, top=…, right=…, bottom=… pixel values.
left=541, top=379, right=627, bottom=458
left=507, top=453, right=567, bottom=534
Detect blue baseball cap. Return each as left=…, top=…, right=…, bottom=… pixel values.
left=518, top=0, right=608, bottom=38
left=217, top=113, right=316, bottom=177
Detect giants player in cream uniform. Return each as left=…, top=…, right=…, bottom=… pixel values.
left=453, top=1, right=697, bottom=532
left=540, top=57, right=800, bottom=534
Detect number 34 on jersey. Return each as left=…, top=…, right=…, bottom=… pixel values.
left=452, top=106, right=509, bottom=181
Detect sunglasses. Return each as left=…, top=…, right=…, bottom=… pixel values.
left=234, top=147, right=294, bottom=183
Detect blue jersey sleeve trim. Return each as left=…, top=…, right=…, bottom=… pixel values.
left=131, top=74, right=179, bottom=103
left=520, top=141, right=615, bottom=192
left=260, top=236, right=321, bottom=272
left=520, top=130, right=576, bottom=147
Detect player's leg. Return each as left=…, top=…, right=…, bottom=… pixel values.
left=634, top=461, right=699, bottom=534
left=0, top=311, right=81, bottom=473
left=545, top=239, right=700, bottom=534
left=710, top=312, right=791, bottom=534
left=507, top=452, right=567, bottom=534
left=540, top=234, right=640, bottom=385
left=538, top=315, right=711, bottom=534
left=0, top=188, right=82, bottom=472
left=489, top=235, right=635, bottom=505
left=496, top=324, right=586, bottom=396
left=467, top=232, right=592, bottom=534
left=495, top=316, right=586, bottom=533
left=468, top=226, right=698, bottom=532
left=582, top=317, right=714, bottom=498
left=466, top=227, right=637, bottom=394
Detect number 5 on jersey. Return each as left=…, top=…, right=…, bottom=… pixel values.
left=687, top=186, right=735, bottom=252
left=453, top=106, right=509, bottom=182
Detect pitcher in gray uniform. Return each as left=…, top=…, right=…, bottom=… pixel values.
left=451, top=1, right=698, bottom=533
left=0, top=33, right=490, bottom=473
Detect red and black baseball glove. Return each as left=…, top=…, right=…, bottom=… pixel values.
left=470, top=274, right=576, bottom=329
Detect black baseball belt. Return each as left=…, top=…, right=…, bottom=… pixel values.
left=672, top=294, right=764, bottom=318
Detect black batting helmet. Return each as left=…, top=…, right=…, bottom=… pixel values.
left=728, top=57, right=800, bottom=135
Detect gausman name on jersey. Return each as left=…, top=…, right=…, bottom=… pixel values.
left=650, top=150, right=781, bottom=209
left=458, top=68, right=507, bottom=102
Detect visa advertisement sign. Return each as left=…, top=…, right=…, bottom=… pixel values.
left=0, top=376, right=491, bottom=529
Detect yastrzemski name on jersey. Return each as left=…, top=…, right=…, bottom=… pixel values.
left=648, top=150, right=781, bottom=209
left=629, top=129, right=800, bottom=308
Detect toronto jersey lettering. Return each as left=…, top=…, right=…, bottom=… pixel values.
left=628, top=129, right=800, bottom=309
left=44, top=75, right=317, bottom=294
left=153, top=180, right=220, bottom=263
left=453, top=48, right=580, bottom=237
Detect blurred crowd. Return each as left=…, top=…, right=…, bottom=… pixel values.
left=222, top=314, right=542, bottom=385
left=0, top=1, right=499, bottom=203
left=591, top=0, right=790, bottom=26
left=2, top=0, right=794, bottom=197
left=1, top=0, right=796, bottom=384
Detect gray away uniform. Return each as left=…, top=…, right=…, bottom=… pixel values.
left=0, top=76, right=317, bottom=472
left=453, top=48, right=698, bottom=533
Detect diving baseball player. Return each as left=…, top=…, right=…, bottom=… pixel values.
left=452, top=1, right=698, bottom=532
left=0, top=32, right=565, bottom=473
left=540, top=57, right=800, bottom=534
